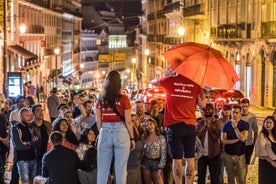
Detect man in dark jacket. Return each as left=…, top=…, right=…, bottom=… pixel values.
left=0, top=113, right=9, bottom=183
left=11, top=108, right=39, bottom=184
left=42, top=131, right=81, bottom=184
left=196, top=103, right=222, bottom=184
left=31, top=104, right=52, bottom=175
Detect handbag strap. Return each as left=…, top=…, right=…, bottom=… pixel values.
left=99, top=97, right=125, bottom=122
left=112, top=106, right=125, bottom=122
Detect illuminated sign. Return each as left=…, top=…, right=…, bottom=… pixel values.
left=114, top=53, right=125, bottom=61
left=98, top=53, right=126, bottom=62
left=98, top=54, right=111, bottom=62
left=8, top=72, right=23, bottom=97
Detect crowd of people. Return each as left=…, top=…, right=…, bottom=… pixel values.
left=0, top=69, right=275, bottom=184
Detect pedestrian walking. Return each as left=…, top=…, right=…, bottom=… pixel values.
left=46, top=88, right=60, bottom=123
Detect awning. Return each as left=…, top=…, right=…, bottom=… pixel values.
left=7, top=45, right=38, bottom=61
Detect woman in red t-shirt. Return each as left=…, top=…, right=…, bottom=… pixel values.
left=95, top=70, right=135, bottom=184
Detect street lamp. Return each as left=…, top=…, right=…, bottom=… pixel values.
left=19, top=24, right=27, bottom=34
left=144, top=49, right=150, bottom=57
left=54, top=48, right=60, bottom=87
left=131, top=58, right=136, bottom=90
left=178, top=26, right=185, bottom=43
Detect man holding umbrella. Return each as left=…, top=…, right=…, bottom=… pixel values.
left=151, top=68, right=206, bottom=184
left=151, top=42, right=239, bottom=184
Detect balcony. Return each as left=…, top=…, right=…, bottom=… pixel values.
left=157, top=10, right=166, bottom=19
left=163, top=1, right=183, bottom=14
left=184, top=3, right=205, bottom=19
left=28, top=25, right=44, bottom=34
left=211, top=23, right=246, bottom=39
left=147, top=34, right=165, bottom=43
left=261, top=21, right=276, bottom=38
left=164, top=36, right=183, bottom=45
left=44, top=48, right=54, bottom=56
left=147, top=13, right=155, bottom=21
left=30, top=0, right=50, bottom=8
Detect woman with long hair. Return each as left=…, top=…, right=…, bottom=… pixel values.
left=142, top=118, right=166, bottom=184
left=126, top=113, right=145, bottom=184
left=131, top=113, right=145, bottom=140
left=48, top=118, right=79, bottom=150
left=76, top=128, right=96, bottom=160
left=255, top=116, right=276, bottom=184
left=95, top=70, right=135, bottom=184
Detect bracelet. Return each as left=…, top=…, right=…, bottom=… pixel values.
left=130, top=138, right=135, bottom=141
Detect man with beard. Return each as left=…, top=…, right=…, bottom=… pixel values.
left=75, top=99, right=97, bottom=137
left=134, top=100, right=148, bottom=124
left=196, top=103, right=222, bottom=184
left=11, top=108, right=39, bottom=184
left=31, top=104, right=52, bottom=175
left=240, top=98, right=258, bottom=169
left=9, top=95, right=26, bottom=184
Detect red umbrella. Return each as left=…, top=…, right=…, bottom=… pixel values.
left=163, top=42, right=239, bottom=89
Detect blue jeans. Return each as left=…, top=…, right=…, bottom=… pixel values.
left=17, top=159, right=37, bottom=183
left=97, top=122, right=130, bottom=184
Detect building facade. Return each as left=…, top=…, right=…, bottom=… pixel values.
left=2, top=0, right=82, bottom=96
left=138, top=0, right=276, bottom=108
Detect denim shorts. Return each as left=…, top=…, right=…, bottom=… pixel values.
left=166, top=122, right=195, bottom=159
left=17, top=159, right=37, bottom=183
left=141, top=156, right=161, bottom=172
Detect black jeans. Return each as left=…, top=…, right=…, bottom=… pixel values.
left=10, top=163, right=19, bottom=184
left=259, top=158, right=276, bottom=184
left=197, top=154, right=221, bottom=184
left=0, top=148, right=8, bottom=183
